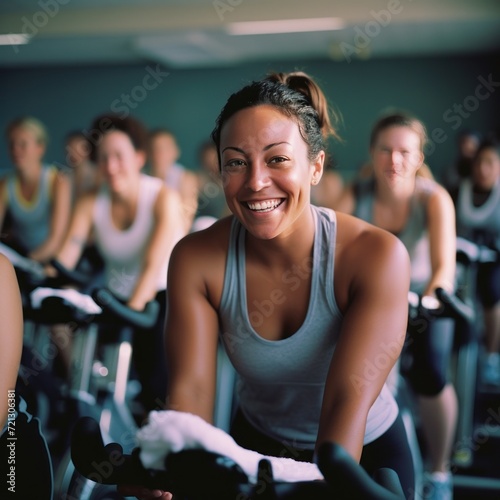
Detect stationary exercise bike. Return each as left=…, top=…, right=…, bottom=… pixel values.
left=35, top=283, right=160, bottom=500
left=5, top=245, right=160, bottom=499
left=70, top=415, right=406, bottom=500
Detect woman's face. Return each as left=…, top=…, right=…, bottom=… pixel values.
left=371, top=125, right=423, bottom=187
left=97, top=131, right=145, bottom=194
left=219, top=104, right=323, bottom=240
left=472, top=147, right=500, bottom=190
left=149, top=133, right=179, bottom=173
left=66, top=137, right=90, bottom=168
left=8, top=126, right=45, bottom=173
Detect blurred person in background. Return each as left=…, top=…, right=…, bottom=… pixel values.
left=454, top=139, right=500, bottom=385
left=64, top=130, right=102, bottom=202
left=148, top=128, right=198, bottom=232
left=337, top=112, right=457, bottom=500
left=441, top=129, right=481, bottom=194
left=52, top=114, right=186, bottom=411
left=191, top=139, right=230, bottom=232
left=0, top=116, right=71, bottom=263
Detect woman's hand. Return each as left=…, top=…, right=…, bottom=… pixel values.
left=117, top=485, right=172, bottom=499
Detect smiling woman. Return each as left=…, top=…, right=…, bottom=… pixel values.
left=51, top=113, right=187, bottom=412
left=336, top=112, right=458, bottom=499
left=122, top=71, right=416, bottom=500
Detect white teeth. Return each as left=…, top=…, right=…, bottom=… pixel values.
left=246, top=199, right=282, bottom=211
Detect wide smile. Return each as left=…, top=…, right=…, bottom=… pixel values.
left=244, top=198, right=285, bottom=213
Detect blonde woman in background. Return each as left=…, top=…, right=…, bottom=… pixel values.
left=337, top=112, right=457, bottom=500
left=0, top=116, right=71, bottom=263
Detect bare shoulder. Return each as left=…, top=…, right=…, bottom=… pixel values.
left=72, top=191, right=98, bottom=221
left=336, top=211, right=408, bottom=262
left=169, top=216, right=233, bottom=305
left=53, top=167, right=71, bottom=188
left=173, top=216, right=232, bottom=263
left=423, top=178, right=455, bottom=215
left=156, top=183, right=182, bottom=208
left=334, top=184, right=355, bottom=214
left=182, top=169, right=199, bottom=190
left=334, top=211, right=410, bottom=309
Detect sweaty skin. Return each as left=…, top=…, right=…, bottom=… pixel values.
left=120, top=102, right=410, bottom=500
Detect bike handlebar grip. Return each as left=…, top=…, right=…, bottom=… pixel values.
left=71, top=417, right=115, bottom=483
left=91, top=288, right=160, bottom=329
left=456, top=237, right=481, bottom=264
left=316, top=442, right=404, bottom=499
left=435, top=287, right=475, bottom=324
left=372, top=468, right=406, bottom=497
left=71, top=417, right=157, bottom=487
left=50, top=259, right=92, bottom=287
left=456, top=237, right=499, bottom=264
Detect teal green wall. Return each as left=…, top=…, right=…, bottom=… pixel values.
left=1, top=53, right=499, bottom=182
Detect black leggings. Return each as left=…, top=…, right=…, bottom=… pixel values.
left=230, top=410, right=415, bottom=498
left=404, top=316, right=455, bottom=396
left=477, top=260, right=500, bottom=307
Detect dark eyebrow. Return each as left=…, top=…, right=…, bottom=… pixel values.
left=264, top=141, right=290, bottom=151
left=221, top=142, right=290, bottom=155
left=221, top=146, right=245, bottom=155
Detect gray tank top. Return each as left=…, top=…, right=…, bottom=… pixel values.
left=219, top=205, right=398, bottom=449
left=353, top=176, right=436, bottom=293
left=456, top=178, right=500, bottom=249
left=5, top=165, right=54, bottom=253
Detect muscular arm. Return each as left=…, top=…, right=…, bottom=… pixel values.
left=0, top=255, right=23, bottom=428
left=164, top=234, right=221, bottom=423
left=127, top=187, right=186, bottom=311
left=424, top=186, right=456, bottom=297
left=316, top=221, right=410, bottom=462
left=29, top=171, right=72, bottom=263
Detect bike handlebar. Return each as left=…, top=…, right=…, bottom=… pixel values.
left=434, top=287, right=475, bottom=324
left=50, top=258, right=94, bottom=288
left=456, top=236, right=498, bottom=265
left=91, top=288, right=160, bottom=329
left=70, top=416, right=405, bottom=499
left=31, top=288, right=159, bottom=329
left=408, top=287, right=475, bottom=325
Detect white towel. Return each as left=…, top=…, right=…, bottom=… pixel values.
left=136, top=410, right=324, bottom=484
left=30, top=287, right=102, bottom=315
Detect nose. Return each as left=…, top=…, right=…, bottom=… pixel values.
left=245, top=162, right=270, bottom=192
left=100, top=157, right=119, bottom=176
left=390, top=151, right=403, bottom=165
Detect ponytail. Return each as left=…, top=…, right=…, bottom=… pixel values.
left=212, top=70, right=340, bottom=163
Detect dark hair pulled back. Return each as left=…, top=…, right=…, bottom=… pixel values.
left=211, top=71, right=340, bottom=164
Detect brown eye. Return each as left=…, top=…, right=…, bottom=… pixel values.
left=223, top=159, right=246, bottom=171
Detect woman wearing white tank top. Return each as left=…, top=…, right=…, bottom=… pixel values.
left=53, top=114, right=186, bottom=411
